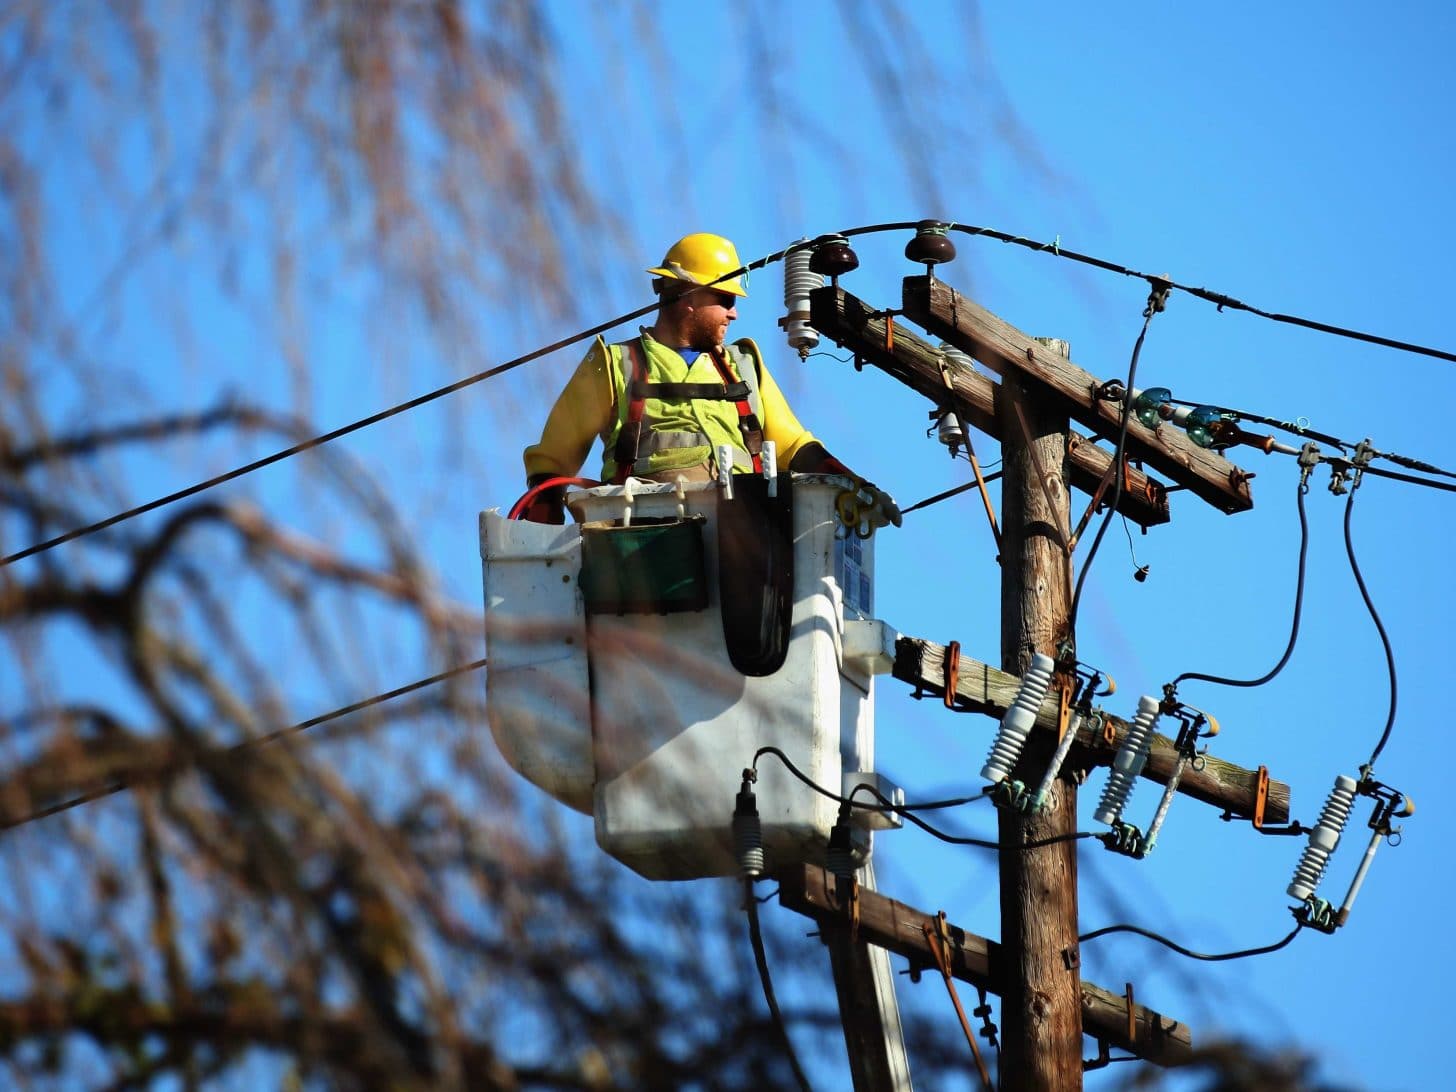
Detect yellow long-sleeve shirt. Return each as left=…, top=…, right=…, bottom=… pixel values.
left=523, top=332, right=818, bottom=481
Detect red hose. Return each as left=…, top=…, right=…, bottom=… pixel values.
left=507, top=476, right=601, bottom=520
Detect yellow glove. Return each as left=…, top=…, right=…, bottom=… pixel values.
left=835, top=479, right=902, bottom=536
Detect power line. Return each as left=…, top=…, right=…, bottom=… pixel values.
left=1174, top=398, right=1456, bottom=489
left=937, top=223, right=1456, bottom=365
left=756, top=222, right=1456, bottom=363
left=1171, top=476, right=1310, bottom=692
left=753, top=746, right=1094, bottom=852
left=1341, top=460, right=1456, bottom=494
left=1067, top=287, right=1165, bottom=648
left=744, top=878, right=814, bottom=1092
left=1077, top=920, right=1304, bottom=963
left=9, top=219, right=1455, bottom=567
left=1343, top=483, right=1399, bottom=770
left=1, top=299, right=660, bottom=567
left=0, top=657, right=488, bottom=833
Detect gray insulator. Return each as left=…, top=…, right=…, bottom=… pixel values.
left=783, top=242, right=824, bottom=307
left=936, top=410, right=966, bottom=452
left=733, top=807, right=764, bottom=879
left=981, top=653, right=1056, bottom=783
left=1093, top=695, right=1161, bottom=826
left=1287, top=774, right=1358, bottom=901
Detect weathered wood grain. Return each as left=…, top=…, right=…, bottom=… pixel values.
left=902, top=276, right=1255, bottom=515
left=778, top=864, right=1195, bottom=1068
left=809, top=285, right=1170, bottom=528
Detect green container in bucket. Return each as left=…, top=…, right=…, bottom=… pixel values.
left=579, top=516, right=708, bottom=615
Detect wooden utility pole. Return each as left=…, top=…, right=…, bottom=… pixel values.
left=797, top=274, right=1264, bottom=1088
left=996, top=346, right=1083, bottom=1089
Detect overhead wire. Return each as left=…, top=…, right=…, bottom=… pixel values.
left=937, top=223, right=1456, bottom=365
left=1170, top=475, right=1310, bottom=691
left=7, top=219, right=1454, bottom=569
left=1177, top=398, right=1456, bottom=488
left=0, top=299, right=661, bottom=568
left=753, top=747, right=1094, bottom=852
left=1343, top=481, right=1399, bottom=770
left=1340, top=461, right=1456, bottom=494
left=0, top=657, right=489, bottom=833
left=1078, top=920, right=1304, bottom=962
left=1066, top=292, right=1163, bottom=647
left=743, top=877, right=814, bottom=1092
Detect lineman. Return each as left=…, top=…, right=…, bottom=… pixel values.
left=520, top=232, right=899, bottom=525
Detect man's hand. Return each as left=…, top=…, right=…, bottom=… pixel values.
left=521, top=475, right=566, bottom=524
left=790, top=441, right=901, bottom=532
left=859, top=482, right=902, bottom=529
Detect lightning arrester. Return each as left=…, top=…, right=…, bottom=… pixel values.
left=1287, top=774, right=1358, bottom=902
left=1093, top=695, right=1161, bottom=826
left=981, top=652, right=1056, bottom=783
left=781, top=239, right=822, bottom=357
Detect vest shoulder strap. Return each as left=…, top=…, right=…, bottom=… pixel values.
left=725, top=339, right=763, bottom=422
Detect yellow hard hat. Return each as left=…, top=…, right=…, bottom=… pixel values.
left=647, top=233, right=748, bottom=297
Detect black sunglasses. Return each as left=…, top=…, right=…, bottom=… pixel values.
left=697, top=289, right=737, bottom=309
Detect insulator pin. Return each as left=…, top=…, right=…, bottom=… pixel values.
left=781, top=240, right=823, bottom=357
left=936, top=411, right=965, bottom=454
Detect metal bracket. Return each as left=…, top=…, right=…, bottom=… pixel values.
left=1254, top=765, right=1270, bottom=829
left=1083, top=1038, right=1112, bottom=1072
left=1144, top=276, right=1173, bottom=317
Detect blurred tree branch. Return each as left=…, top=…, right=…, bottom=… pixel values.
left=0, top=2, right=1329, bottom=1088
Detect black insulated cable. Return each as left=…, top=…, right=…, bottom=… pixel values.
left=1343, top=485, right=1399, bottom=769
left=1171, top=476, right=1309, bottom=691
left=10, top=218, right=1456, bottom=567
left=0, top=657, right=489, bottom=833
left=744, top=877, right=814, bottom=1092
left=1200, top=402, right=1456, bottom=484
left=1356, top=462, right=1456, bottom=494
left=1, top=299, right=663, bottom=568
left=1077, top=920, right=1304, bottom=962
left=752, top=747, right=1095, bottom=852
left=941, top=223, right=1456, bottom=365
left=1067, top=296, right=1162, bottom=646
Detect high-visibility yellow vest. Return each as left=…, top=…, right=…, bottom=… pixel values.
left=602, top=334, right=765, bottom=482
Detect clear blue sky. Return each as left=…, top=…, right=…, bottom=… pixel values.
left=17, top=2, right=1454, bottom=1087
